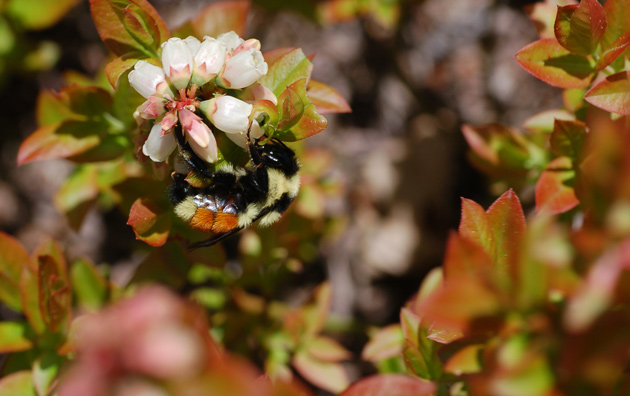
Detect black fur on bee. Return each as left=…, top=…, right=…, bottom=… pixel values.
left=169, top=126, right=300, bottom=249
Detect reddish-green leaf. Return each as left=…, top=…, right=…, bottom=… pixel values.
left=443, top=344, right=482, bottom=375
left=306, top=336, right=351, bottom=362
left=515, top=38, right=593, bottom=88
left=307, top=80, right=351, bottom=114
left=555, top=0, right=606, bottom=56
left=0, top=322, right=33, bottom=353
left=90, top=0, right=169, bottom=57
left=276, top=79, right=328, bottom=141
left=536, top=157, right=579, bottom=215
left=362, top=324, right=404, bottom=362
left=339, top=374, right=436, bottom=396
left=37, top=255, right=71, bottom=334
left=584, top=71, right=630, bottom=114
left=105, top=53, right=142, bottom=89
left=550, top=119, right=586, bottom=159
left=303, top=282, right=332, bottom=338
left=130, top=242, right=191, bottom=288
left=71, top=258, right=108, bottom=311
left=127, top=195, right=171, bottom=247
left=259, top=48, right=313, bottom=97
left=595, top=32, right=630, bottom=72
left=20, top=265, right=46, bottom=334
left=173, top=1, right=249, bottom=39
left=525, top=2, right=562, bottom=39
left=602, top=0, right=630, bottom=51
left=0, top=371, right=36, bottom=396
left=36, top=91, right=74, bottom=126
left=459, top=198, right=493, bottom=254
left=292, top=350, right=349, bottom=394
left=277, top=82, right=306, bottom=132
left=0, top=232, right=30, bottom=312
left=6, top=0, right=79, bottom=30
left=32, top=353, right=61, bottom=396
left=54, top=165, right=100, bottom=231
left=443, top=231, right=493, bottom=282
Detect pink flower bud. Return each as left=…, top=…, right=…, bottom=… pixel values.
left=218, top=49, right=268, bottom=89
left=142, top=122, right=177, bottom=162
left=128, top=61, right=171, bottom=99
left=199, top=95, right=253, bottom=134
left=161, top=37, right=194, bottom=90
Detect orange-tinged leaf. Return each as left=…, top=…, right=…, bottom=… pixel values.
left=303, top=282, right=332, bottom=338
left=459, top=198, right=492, bottom=253
left=292, top=350, right=349, bottom=394
left=37, top=255, right=71, bottom=334
left=339, top=374, right=436, bottom=396
left=525, top=2, right=562, bottom=39
left=0, top=232, right=30, bottom=312
left=174, top=1, right=250, bottom=39
left=17, top=122, right=101, bottom=166
left=584, top=71, right=630, bottom=114
left=20, top=265, right=46, bottom=334
left=602, top=0, right=630, bottom=51
left=307, top=80, right=351, bottom=114
left=90, top=0, right=169, bottom=57
left=127, top=195, right=171, bottom=247
left=522, top=109, right=575, bottom=134
left=515, top=38, right=593, bottom=88
left=443, top=231, right=493, bottom=282
left=362, top=324, right=404, bottom=362
left=595, top=32, right=630, bottom=72
left=33, top=238, right=67, bottom=279
left=0, top=322, right=33, bottom=354
left=306, top=336, right=351, bottom=362
left=105, top=53, right=142, bottom=89
left=54, top=165, right=100, bottom=231
left=550, top=119, right=586, bottom=159
left=443, top=344, right=483, bottom=375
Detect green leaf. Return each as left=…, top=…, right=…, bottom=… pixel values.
left=90, top=0, right=169, bottom=57
left=276, top=79, right=328, bottom=141
left=172, top=1, right=250, bottom=39
left=550, top=119, right=586, bottom=159
left=306, top=80, right=351, bottom=114
left=292, top=349, right=350, bottom=394
left=601, top=0, right=630, bottom=51
left=443, top=344, right=482, bottom=375
left=0, top=322, right=33, bottom=353
left=259, top=48, right=313, bottom=97
left=338, top=374, right=436, bottom=396
left=305, top=336, right=351, bottom=362
left=584, top=71, right=630, bottom=115
left=362, top=324, right=404, bottom=362
left=20, top=265, right=46, bottom=335
left=37, top=255, right=71, bottom=334
left=0, top=232, right=30, bottom=312
left=105, top=53, right=143, bottom=89
left=54, top=165, right=100, bottom=231
left=32, top=352, right=61, bottom=396
left=555, top=0, right=606, bottom=56
left=7, top=0, right=79, bottom=30
left=127, top=195, right=171, bottom=247
left=515, top=38, right=594, bottom=88
left=71, top=258, right=108, bottom=311
left=130, top=242, right=191, bottom=288
left=535, top=157, right=579, bottom=215
left=0, top=371, right=36, bottom=396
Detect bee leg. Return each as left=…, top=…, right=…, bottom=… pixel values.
left=173, top=124, right=213, bottom=179
left=187, top=227, right=243, bottom=250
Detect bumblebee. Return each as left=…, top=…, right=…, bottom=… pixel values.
left=169, top=132, right=300, bottom=249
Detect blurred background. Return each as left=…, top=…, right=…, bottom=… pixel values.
left=0, top=0, right=558, bottom=367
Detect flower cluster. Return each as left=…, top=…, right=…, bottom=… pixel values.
left=129, top=31, right=275, bottom=164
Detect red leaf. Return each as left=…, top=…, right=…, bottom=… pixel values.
left=174, top=1, right=250, bottom=39
left=459, top=198, right=492, bottom=253
left=515, top=38, right=593, bottom=88
left=595, top=32, right=630, bottom=72
left=602, top=0, right=630, bottom=51
left=443, top=231, right=493, bottom=282
left=536, top=157, right=579, bottom=215
left=584, top=71, right=630, bottom=114
left=307, top=80, right=351, bottom=114
left=555, top=0, right=606, bottom=56
left=0, top=232, right=30, bottom=312
left=339, top=374, right=436, bottom=396
left=90, top=0, right=169, bottom=57
left=127, top=195, right=171, bottom=247
left=21, top=265, right=46, bottom=334
left=17, top=123, right=101, bottom=166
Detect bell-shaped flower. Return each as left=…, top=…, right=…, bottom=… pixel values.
left=129, top=61, right=173, bottom=99
left=191, top=37, right=227, bottom=87
left=233, top=38, right=261, bottom=54
left=183, top=36, right=201, bottom=55
left=142, top=123, right=177, bottom=162
left=218, top=49, right=268, bottom=89
left=217, top=31, right=244, bottom=52
left=179, top=108, right=218, bottom=163
left=161, top=37, right=194, bottom=90
left=199, top=95, right=253, bottom=134
left=225, top=119, right=265, bottom=148
left=239, top=83, right=278, bottom=106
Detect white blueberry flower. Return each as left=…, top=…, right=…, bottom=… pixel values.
left=128, top=61, right=173, bottom=99
left=218, top=49, right=268, bottom=89
left=199, top=95, right=253, bottom=134
left=217, top=31, right=244, bottom=52
left=161, top=37, right=194, bottom=90
left=142, top=123, right=177, bottom=162
left=191, top=37, right=227, bottom=87
left=224, top=119, right=265, bottom=148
